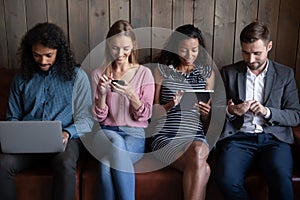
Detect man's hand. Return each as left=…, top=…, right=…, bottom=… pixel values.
left=62, top=131, right=70, bottom=144
left=227, top=99, right=252, bottom=116
left=249, top=100, right=267, bottom=116
left=228, top=99, right=267, bottom=117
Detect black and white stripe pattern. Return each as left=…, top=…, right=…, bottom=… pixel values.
left=151, top=64, right=212, bottom=164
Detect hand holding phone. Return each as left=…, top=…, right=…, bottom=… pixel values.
left=111, top=80, right=125, bottom=86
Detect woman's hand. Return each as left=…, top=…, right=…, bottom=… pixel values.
left=173, top=90, right=184, bottom=106
left=97, top=74, right=112, bottom=96
left=111, top=81, right=142, bottom=110
left=111, top=80, right=134, bottom=98
left=195, top=98, right=212, bottom=122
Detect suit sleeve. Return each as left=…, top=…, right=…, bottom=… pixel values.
left=266, top=69, right=300, bottom=127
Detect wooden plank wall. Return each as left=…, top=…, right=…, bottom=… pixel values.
left=0, top=0, right=299, bottom=87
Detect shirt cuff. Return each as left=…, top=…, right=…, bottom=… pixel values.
left=264, top=107, right=271, bottom=119
left=226, top=106, right=236, bottom=119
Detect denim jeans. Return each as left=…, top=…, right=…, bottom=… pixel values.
left=216, top=132, right=293, bottom=200
left=98, top=126, right=145, bottom=200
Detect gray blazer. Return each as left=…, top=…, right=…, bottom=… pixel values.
left=219, top=60, right=300, bottom=144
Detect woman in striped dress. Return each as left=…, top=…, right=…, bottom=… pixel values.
left=151, top=24, right=215, bottom=200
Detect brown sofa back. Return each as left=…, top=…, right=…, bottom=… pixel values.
left=0, top=68, right=19, bottom=120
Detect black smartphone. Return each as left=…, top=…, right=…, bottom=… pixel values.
left=111, top=80, right=125, bottom=86
left=232, top=98, right=244, bottom=104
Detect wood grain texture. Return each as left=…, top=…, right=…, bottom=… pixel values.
left=0, top=0, right=8, bottom=68
left=68, top=0, right=89, bottom=64
left=47, top=0, right=68, bottom=35
left=4, top=0, right=27, bottom=68
left=194, top=0, right=214, bottom=56
left=234, top=0, right=258, bottom=63
left=25, top=0, right=47, bottom=29
left=275, top=0, right=300, bottom=68
left=258, top=0, right=280, bottom=60
left=131, top=0, right=152, bottom=64
left=110, top=0, right=130, bottom=25
left=213, top=0, right=236, bottom=69
left=0, top=0, right=299, bottom=72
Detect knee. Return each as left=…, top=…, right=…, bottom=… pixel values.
left=186, top=143, right=209, bottom=168
left=215, top=170, right=243, bottom=190
left=267, top=166, right=292, bottom=183
left=184, top=145, right=210, bottom=180
left=98, top=161, right=111, bottom=175
left=0, top=156, right=17, bottom=175
left=52, top=155, right=77, bottom=174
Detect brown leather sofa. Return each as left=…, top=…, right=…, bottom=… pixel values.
left=1, top=67, right=300, bottom=200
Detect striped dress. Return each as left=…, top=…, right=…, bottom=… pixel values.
left=151, top=64, right=212, bottom=164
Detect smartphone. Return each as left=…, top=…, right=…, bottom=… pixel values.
left=111, top=80, right=125, bottom=86
left=232, top=98, right=244, bottom=104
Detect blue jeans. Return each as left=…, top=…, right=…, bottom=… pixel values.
left=98, top=126, right=145, bottom=200
left=216, top=132, right=293, bottom=200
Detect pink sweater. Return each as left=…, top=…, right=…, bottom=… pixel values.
left=91, top=65, right=155, bottom=128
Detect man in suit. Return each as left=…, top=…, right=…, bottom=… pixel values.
left=216, top=21, right=300, bottom=200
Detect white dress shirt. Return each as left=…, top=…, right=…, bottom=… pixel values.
left=240, top=60, right=270, bottom=133
left=226, top=60, right=271, bottom=133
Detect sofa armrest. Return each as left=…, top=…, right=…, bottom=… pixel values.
left=293, top=125, right=300, bottom=148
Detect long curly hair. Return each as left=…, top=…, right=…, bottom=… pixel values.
left=18, top=22, right=78, bottom=81
left=155, top=24, right=205, bottom=67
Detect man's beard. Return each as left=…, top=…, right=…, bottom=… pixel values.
left=246, top=61, right=265, bottom=71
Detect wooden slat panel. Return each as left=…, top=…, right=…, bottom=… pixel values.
left=213, top=0, right=237, bottom=69
left=25, top=0, right=47, bottom=29
left=183, top=0, right=193, bottom=24
left=131, top=0, right=151, bottom=28
left=4, top=0, right=27, bottom=68
left=47, top=0, right=68, bottom=35
left=173, top=0, right=184, bottom=29
left=131, top=0, right=152, bottom=64
left=0, top=0, right=299, bottom=75
left=194, top=0, right=215, bottom=56
left=89, top=0, right=109, bottom=50
left=68, top=0, right=89, bottom=64
left=258, top=0, right=280, bottom=60
left=0, top=0, right=8, bottom=68
left=172, top=0, right=194, bottom=28
left=110, top=0, right=130, bottom=25
left=152, top=0, right=173, bottom=59
left=275, top=0, right=300, bottom=68
left=85, top=0, right=110, bottom=72
left=234, top=0, right=258, bottom=62
left=152, top=0, right=172, bottom=29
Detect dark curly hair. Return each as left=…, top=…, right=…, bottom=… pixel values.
left=155, top=24, right=205, bottom=67
left=18, top=22, right=79, bottom=81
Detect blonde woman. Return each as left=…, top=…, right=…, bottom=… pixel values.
left=91, top=20, right=155, bottom=200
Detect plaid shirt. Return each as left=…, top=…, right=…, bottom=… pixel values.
left=6, top=66, right=93, bottom=138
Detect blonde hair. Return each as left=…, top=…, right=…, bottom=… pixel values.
left=103, top=20, right=138, bottom=76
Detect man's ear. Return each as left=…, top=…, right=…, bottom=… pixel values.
left=267, top=41, right=273, bottom=52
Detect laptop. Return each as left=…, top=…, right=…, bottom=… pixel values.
left=180, top=89, right=214, bottom=111
left=0, top=121, right=66, bottom=153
